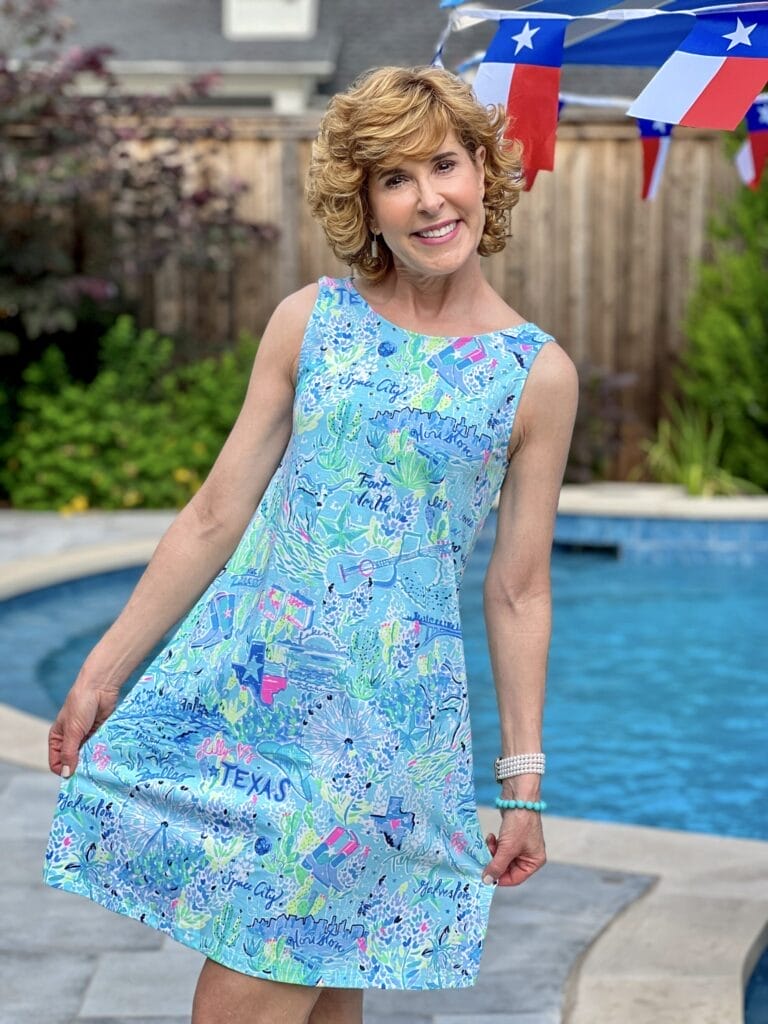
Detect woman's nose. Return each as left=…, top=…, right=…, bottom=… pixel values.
left=416, top=178, right=444, bottom=215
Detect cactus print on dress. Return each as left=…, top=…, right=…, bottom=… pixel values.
left=44, top=277, right=553, bottom=990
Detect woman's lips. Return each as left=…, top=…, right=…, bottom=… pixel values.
left=412, top=220, right=461, bottom=245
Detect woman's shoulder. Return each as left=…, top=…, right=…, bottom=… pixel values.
left=521, top=337, right=578, bottom=406
left=271, top=281, right=321, bottom=325
left=258, top=284, right=321, bottom=385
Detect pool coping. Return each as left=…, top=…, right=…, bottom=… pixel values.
left=557, top=482, right=768, bottom=520
left=0, top=537, right=159, bottom=600
left=3, top=492, right=768, bottom=1021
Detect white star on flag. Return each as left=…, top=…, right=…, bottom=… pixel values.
left=758, top=104, right=768, bottom=125
left=511, top=21, right=539, bottom=56
left=722, top=17, right=757, bottom=51
left=652, top=121, right=667, bottom=132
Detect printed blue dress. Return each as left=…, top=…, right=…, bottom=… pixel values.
left=44, top=276, right=553, bottom=990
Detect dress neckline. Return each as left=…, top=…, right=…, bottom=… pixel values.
left=345, top=277, right=531, bottom=342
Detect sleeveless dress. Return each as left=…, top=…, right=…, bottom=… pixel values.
left=43, top=276, right=553, bottom=990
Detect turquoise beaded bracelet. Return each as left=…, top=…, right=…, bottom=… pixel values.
left=494, top=797, right=547, bottom=812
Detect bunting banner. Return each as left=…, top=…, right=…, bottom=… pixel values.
left=637, top=119, right=675, bottom=199
left=473, top=18, right=568, bottom=186
left=435, top=2, right=768, bottom=191
left=735, top=97, right=768, bottom=185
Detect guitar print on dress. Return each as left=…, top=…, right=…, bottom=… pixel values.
left=325, top=531, right=450, bottom=596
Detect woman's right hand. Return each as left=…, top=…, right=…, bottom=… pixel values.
left=48, top=680, right=121, bottom=778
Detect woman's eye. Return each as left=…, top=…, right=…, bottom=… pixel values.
left=436, top=160, right=456, bottom=173
left=384, top=175, right=405, bottom=188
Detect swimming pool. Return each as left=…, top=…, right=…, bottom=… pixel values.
left=747, top=944, right=768, bottom=1024
left=1, top=509, right=765, bottom=839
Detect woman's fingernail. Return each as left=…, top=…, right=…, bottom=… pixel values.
left=482, top=873, right=496, bottom=886
left=61, top=765, right=71, bottom=779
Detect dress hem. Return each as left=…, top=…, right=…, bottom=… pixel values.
left=42, top=871, right=493, bottom=991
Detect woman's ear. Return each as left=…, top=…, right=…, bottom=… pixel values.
left=474, top=145, right=487, bottom=191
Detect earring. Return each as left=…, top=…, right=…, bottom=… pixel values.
left=370, top=233, right=379, bottom=259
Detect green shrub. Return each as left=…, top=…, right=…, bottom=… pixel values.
left=638, top=396, right=763, bottom=496
left=5, top=316, right=258, bottom=510
left=675, top=170, right=768, bottom=489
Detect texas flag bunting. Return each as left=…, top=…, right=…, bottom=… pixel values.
left=628, top=12, right=768, bottom=130
left=637, top=119, right=674, bottom=201
left=735, top=98, right=768, bottom=188
left=472, top=17, right=568, bottom=188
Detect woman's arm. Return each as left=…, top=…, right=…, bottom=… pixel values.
left=49, top=284, right=318, bottom=777
left=481, top=340, right=578, bottom=886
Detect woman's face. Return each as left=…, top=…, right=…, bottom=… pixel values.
left=367, top=130, right=486, bottom=280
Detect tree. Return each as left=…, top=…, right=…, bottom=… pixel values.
left=0, top=0, right=276, bottom=349
left=675, top=151, right=768, bottom=490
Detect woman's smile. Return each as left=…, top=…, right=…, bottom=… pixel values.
left=412, top=219, right=462, bottom=244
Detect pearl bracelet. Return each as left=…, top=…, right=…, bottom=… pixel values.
left=494, top=753, right=546, bottom=783
left=495, top=797, right=547, bottom=812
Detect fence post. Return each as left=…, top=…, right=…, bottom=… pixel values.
left=279, top=136, right=301, bottom=297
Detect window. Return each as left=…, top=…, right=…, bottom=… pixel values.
left=222, top=0, right=319, bottom=40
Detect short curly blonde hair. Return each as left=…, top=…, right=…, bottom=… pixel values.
left=306, top=65, right=523, bottom=284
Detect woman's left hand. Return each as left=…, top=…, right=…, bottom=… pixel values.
left=482, top=811, right=547, bottom=887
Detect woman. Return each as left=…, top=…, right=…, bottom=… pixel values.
left=44, top=66, right=578, bottom=1023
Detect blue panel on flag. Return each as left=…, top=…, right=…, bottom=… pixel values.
left=637, top=119, right=673, bottom=138
left=746, top=100, right=768, bottom=133
left=678, top=12, right=768, bottom=57
left=484, top=17, right=568, bottom=68
left=564, top=16, right=692, bottom=66
left=508, top=0, right=611, bottom=12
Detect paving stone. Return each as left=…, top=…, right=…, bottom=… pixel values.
left=78, top=941, right=204, bottom=1019
left=78, top=1019, right=192, bottom=1024
left=0, top=881, right=163, bottom=954
left=0, top=509, right=173, bottom=564
left=494, top=861, right=656, bottom=923
left=2, top=836, right=51, bottom=884
left=364, top=971, right=564, bottom=1017
left=0, top=951, right=96, bottom=1024
left=568, top=974, right=736, bottom=1024
left=434, top=1015, right=561, bottom=1024
left=363, top=1015, right=432, bottom=1024
left=0, top=760, right=20, bottom=794
left=581, top=892, right=767, bottom=977
left=0, top=769, right=60, bottom=838
left=478, top=908, right=599, bottom=975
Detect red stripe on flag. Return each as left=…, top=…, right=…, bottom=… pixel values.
left=503, top=64, right=561, bottom=188
left=749, top=132, right=768, bottom=189
left=682, top=57, right=768, bottom=131
left=641, top=136, right=661, bottom=200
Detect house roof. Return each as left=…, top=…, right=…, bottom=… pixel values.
left=58, top=0, right=337, bottom=68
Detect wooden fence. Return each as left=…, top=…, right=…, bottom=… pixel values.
left=126, top=112, right=740, bottom=476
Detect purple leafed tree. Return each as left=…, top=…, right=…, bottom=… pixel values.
left=0, top=0, right=277, bottom=347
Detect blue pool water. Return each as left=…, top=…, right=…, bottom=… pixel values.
left=746, top=945, right=768, bottom=1024
left=1, top=510, right=765, bottom=839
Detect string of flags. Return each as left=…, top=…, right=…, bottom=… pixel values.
left=433, top=3, right=768, bottom=195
